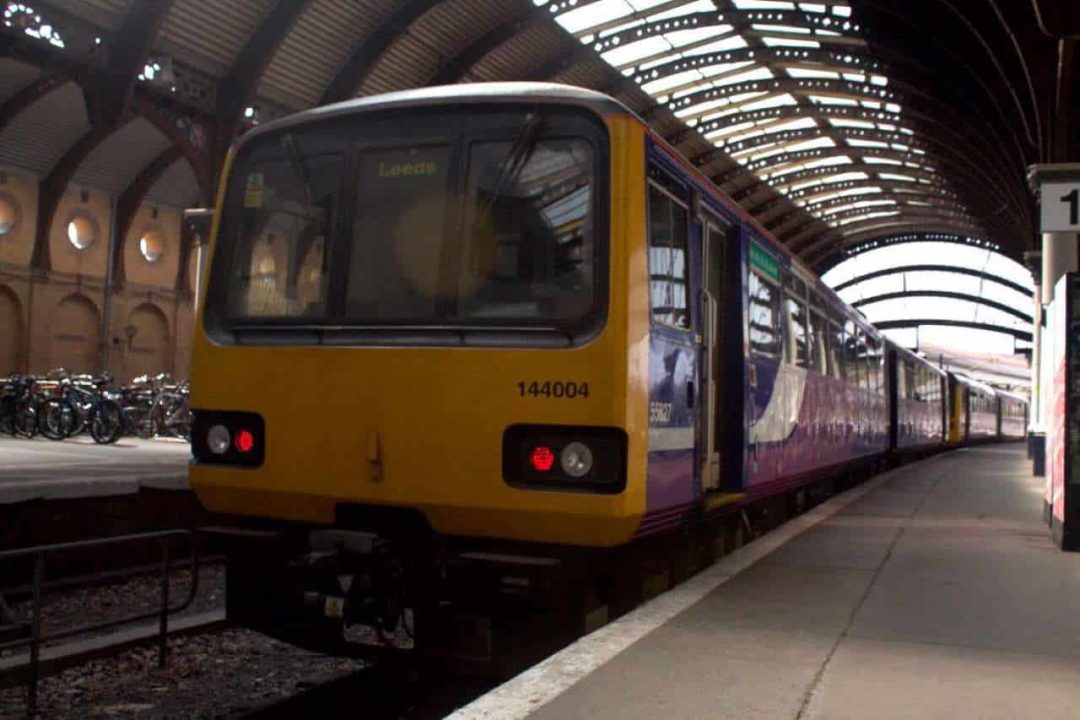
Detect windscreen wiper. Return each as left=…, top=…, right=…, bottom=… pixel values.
left=479, top=111, right=541, bottom=216
left=282, top=132, right=314, bottom=209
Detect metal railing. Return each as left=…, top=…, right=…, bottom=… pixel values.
left=0, top=529, right=203, bottom=715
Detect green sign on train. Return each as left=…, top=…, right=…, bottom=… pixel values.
left=749, top=241, right=780, bottom=282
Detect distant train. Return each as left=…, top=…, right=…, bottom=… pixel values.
left=187, top=84, right=1028, bottom=655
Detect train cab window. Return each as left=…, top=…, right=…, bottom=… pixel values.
left=225, top=152, right=342, bottom=318
left=455, top=138, right=596, bottom=322
left=647, top=183, right=689, bottom=329
left=749, top=268, right=781, bottom=358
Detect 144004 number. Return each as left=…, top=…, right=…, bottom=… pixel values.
left=517, top=381, right=590, bottom=399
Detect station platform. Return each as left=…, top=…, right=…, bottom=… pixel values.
left=453, top=444, right=1080, bottom=720
left=0, top=437, right=189, bottom=504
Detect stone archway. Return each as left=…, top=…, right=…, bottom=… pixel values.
left=49, top=294, right=102, bottom=374
left=124, top=303, right=171, bottom=382
left=0, top=285, right=23, bottom=374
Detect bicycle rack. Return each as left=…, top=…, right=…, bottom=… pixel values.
left=0, top=529, right=203, bottom=715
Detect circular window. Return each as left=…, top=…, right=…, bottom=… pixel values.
left=67, top=214, right=97, bottom=250
left=0, top=195, right=18, bottom=237
left=138, top=230, right=164, bottom=263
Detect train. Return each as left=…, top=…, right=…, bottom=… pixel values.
left=187, top=83, right=1027, bottom=656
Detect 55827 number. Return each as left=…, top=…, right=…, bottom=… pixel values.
left=517, top=381, right=590, bottom=399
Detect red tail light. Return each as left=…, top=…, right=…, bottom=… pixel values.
left=530, top=446, right=555, bottom=472
left=234, top=429, right=255, bottom=454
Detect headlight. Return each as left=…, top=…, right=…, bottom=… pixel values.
left=207, top=424, right=230, bottom=455
left=560, top=442, right=593, bottom=478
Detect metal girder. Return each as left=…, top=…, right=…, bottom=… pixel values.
left=684, top=103, right=905, bottom=151
left=871, top=319, right=1031, bottom=342
left=776, top=195, right=969, bottom=241
left=851, top=290, right=1032, bottom=323
left=859, top=1, right=1037, bottom=158
left=802, top=219, right=988, bottom=264
left=111, top=145, right=184, bottom=290
left=854, top=2, right=1035, bottom=227
left=30, top=117, right=136, bottom=270
left=737, top=163, right=948, bottom=208
left=321, top=0, right=440, bottom=105
left=710, top=119, right=1022, bottom=221
left=771, top=197, right=969, bottom=239
left=833, top=263, right=1031, bottom=297
left=751, top=182, right=959, bottom=225
left=767, top=164, right=948, bottom=197
left=669, top=78, right=897, bottom=124
left=83, top=0, right=174, bottom=128
left=132, top=96, right=213, bottom=205
left=0, top=74, right=65, bottom=135
left=590, top=9, right=867, bottom=59
left=632, top=47, right=892, bottom=90
left=27, top=1, right=171, bottom=271
left=429, top=5, right=534, bottom=85
left=820, top=206, right=976, bottom=234
left=768, top=191, right=963, bottom=225
left=214, top=0, right=313, bottom=162
left=1053, top=37, right=1078, bottom=161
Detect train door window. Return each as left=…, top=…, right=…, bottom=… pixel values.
left=897, top=360, right=909, bottom=400
left=809, top=306, right=828, bottom=374
left=782, top=272, right=808, bottom=368
left=856, top=332, right=871, bottom=392
left=749, top=266, right=781, bottom=358
left=844, top=321, right=861, bottom=388
left=647, top=183, right=689, bottom=329
left=867, top=336, right=883, bottom=395
left=828, top=319, right=845, bottom=380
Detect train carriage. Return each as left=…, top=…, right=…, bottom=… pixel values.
left=187, top=83, right=1018, bottom=653
left=998, top=391, right=1029, bottom=439
left=887, top=344, right=947, bottom=453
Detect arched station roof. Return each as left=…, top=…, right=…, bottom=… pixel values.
left=0, top=0, right=1075, bottom=274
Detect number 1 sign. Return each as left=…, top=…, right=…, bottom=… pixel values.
left=1042, top=182, right=1080, bottom=232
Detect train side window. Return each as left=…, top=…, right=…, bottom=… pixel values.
left=647, top=183, right=690, bottom=329
left=748, top=268, right=781, bottom=358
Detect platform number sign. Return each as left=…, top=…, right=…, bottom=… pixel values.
left=1041, top=182, right=1080, bottom=232
left=1064, top=188, right=1080, bottom=225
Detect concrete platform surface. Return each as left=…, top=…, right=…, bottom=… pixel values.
left=0, top=436, right=190, bottom=503
left=455, top=444, right=1080, bottom=720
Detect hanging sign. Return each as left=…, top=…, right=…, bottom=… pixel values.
left=1042, top=182, right=1080, bottom=233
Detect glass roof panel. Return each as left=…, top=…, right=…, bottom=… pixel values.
left=546, top=0, right=985, bottom=259
left=819, top=241, right=1033, bottom=355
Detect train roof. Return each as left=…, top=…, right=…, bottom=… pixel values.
left=997, top=389, right=1029, bottom=404
left=234, top=82, right=633, bottom=151
left=952, top=373, right=998, bottom=396
left=890, top=342, right=947, bottom=376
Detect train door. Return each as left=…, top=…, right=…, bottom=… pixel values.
left=699, top=216, right=726, bottom=491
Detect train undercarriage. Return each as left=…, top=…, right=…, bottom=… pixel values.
left=215, top=453, right=903, bottom=675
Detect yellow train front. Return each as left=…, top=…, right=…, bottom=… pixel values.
left=190, top=84, right=654, bottom=651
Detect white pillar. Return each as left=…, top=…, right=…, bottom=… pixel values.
left=1031, top=280, right=1041, bottom=430
left=1041, top=231, right=1078, bottom=305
